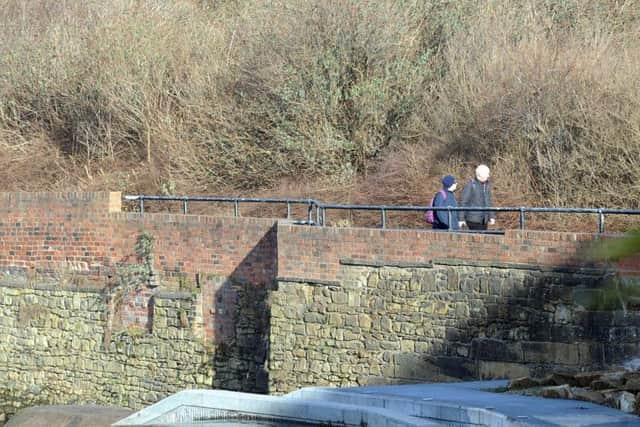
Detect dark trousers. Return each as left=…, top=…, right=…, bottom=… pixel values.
left=466, top=221, right=487, bottom=230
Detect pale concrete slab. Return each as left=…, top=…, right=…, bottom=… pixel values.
left=289, top=380, right=640, bottom=427
left=113, top=380, right=640, bottom=427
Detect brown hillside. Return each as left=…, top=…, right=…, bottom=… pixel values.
left=1, top=0, right=639, bottom=231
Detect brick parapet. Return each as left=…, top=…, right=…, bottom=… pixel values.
left=0, top=192, right=278, bottom=285
left=109, top=212, right=277, bottom=284
left=276, top=224, right=633, bottom=285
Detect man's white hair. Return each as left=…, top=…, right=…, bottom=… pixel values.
left=475, top=164, right=490, bottom=179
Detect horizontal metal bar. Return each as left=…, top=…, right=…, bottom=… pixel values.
left=318, top=204, right=497, bottom=211
left=315, top=204, right=640, bottom=214
left=123, top=194, right=318, bottom=204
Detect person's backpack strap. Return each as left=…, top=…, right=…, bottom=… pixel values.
left=426, top=190, right=449, bottom=224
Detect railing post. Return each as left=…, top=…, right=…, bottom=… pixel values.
left=234, top=200, right=239, bottom=217
left=183, top=200, right=188, bottom=214
left=519, top=208, right=526, bottom=230
left=316, top=205, right=320, bottom=225
left=322, top=207, right=326, bottom=226
left=447, top=208, right=452, bottom=231
left=140, top=199, right=144, bottom=213
left=287, top=202, right=291, bottom=220
left=381, top=208, right=386, bottom=229
left=598, top=210, right=605, bottom=233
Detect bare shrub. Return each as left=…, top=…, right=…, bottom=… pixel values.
left=207, top=0, right=432, bottom=189
left=0, top=0, right=639, bottom=231
left=415, top=1, right=640, bottom=209
left=0, top=0, right=228, bottom=190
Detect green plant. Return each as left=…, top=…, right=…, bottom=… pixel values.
left=588, top=230, right=640, bottom=312
left=593, top=231, right=640, bottom=262
left=135, top=231, right=155, bottom=274
left=587, top=277, right=640, bottom=312
left=103, top=232, right=156, bottom=349
left=115, top=325, right=147, bottom=338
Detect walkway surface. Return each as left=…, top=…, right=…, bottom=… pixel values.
left=114, top=380, right=640, bottom=427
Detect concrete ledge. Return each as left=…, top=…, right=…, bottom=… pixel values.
left=276, top=277, right=340, bottom=287
left=431, top=258, right=610, bottom=276
left=112, top=389, right=437, bottom=427
left=340, top=259, right=434, bottom=269
left=155, top=291, right=194, bottom=300
left=0, top=279, right=104, bottom=294
left=291, top=381, right=640, bottom=427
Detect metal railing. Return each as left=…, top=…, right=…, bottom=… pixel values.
left=314, top=204, right=640, bottom=233
left=122, top=195, right=318, bottom=224
left=123, top=195, right=640, bottom=233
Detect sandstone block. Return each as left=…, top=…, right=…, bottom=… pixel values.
left=331, top=292, right=348, bottom=304
left=591, top=371, right=624, bottom=390
left=358, top=314, right=372, bottom=330
left=541, top=384, right=573, bottom=399
left=477, top=361, right=529, bottom=380
left=604, top=391, right=637, bottom=413
left=623, top=377, right=640, bottom=393
left=326, top=313, right=343, bottom=327
left=571, top=387, right=605, bottom=405
left=508, top=376, right=541, bottom=390
left=574, top=371, right=604, bottom=387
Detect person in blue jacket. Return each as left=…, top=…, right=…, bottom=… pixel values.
left=432, top=175, right=459, bottom=230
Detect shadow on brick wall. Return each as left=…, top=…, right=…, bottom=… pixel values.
left=211, top=224, right=277, bottom=393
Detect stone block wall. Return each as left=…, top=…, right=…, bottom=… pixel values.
left=0, top=277, right=271, bottom=420
left=268, top=260, right=640, bottom=394
left=0, top=281, right=210, bottom=419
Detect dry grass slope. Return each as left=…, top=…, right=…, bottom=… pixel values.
left=0, top=0, right=639, bottom=230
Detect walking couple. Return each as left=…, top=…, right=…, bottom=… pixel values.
left=429, top=164, right=495, bottom=231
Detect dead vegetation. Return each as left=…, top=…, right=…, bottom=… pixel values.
left=1, top=0, right=639, bottom=230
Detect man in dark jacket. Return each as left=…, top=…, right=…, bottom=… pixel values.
left=459, top=164, right=496, bottom=230
left=432, top=175, right=459, bottom=230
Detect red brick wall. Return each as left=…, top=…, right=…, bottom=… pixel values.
left=276, top=224, right=630, bottom=284
left=108, top=212, right=277, bottom=341
left=0, top=192, right=277, bottom=283
left=109, top=212, right=277, bottom=284
left=0, top=192, right=119, bottom=276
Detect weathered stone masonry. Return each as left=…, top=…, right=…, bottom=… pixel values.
left=0, top=282, right=209, bottom=410
left=0, top=191, right=639, bottom=414
left=269, top=261, right=640, bottom=393
left=0, top=275, right=270, bottom=420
